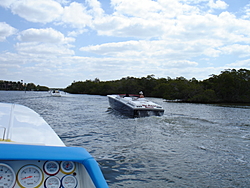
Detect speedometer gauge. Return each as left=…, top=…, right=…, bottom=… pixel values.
left=0, top=163, right=16, bottom=188
left=44, top=176, right=61, bottom=188
left=61, top=175, right=77, bottom=188
left=44, top=161, right=59, bottom=175
left=60, top=161, right=75, bottom=174
left=17, top=165, right=43, bottom=188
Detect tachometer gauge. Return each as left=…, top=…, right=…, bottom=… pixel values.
left=43, top=161, right=59, bottom=175
left=17, top=165, right=43, bottom=188
left=44, top=176, right=61, bottom=188
left=60, top=161, right=75, bottom=174
left=0, top=163, right=16, bottom=188
left=61, top=175, right=77, bottom=188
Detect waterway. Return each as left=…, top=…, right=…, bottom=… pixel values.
left=0, top=91, right=250, bottom=187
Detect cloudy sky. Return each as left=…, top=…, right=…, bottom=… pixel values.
left=0, top=0, right=250, bottom=88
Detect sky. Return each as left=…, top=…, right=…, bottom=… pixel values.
left=0, top=0, right=250, bottom=88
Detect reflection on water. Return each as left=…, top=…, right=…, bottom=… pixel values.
left=1, top=91, right=250, bottom=187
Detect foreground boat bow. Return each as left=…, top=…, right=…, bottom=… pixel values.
left=0, top=103, right=108, bottom=188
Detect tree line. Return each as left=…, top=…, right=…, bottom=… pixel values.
left=0, top=80, right=49, bottom=91
left=65, top=69, right=250, bottom=103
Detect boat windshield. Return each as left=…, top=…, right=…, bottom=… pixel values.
left=0, top=103, right=65, bottom=146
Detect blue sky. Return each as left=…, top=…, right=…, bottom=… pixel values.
left=0, top=0, right=250, bottom=88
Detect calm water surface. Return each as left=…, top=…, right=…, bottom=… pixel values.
left=1, top=91, right=250, bottom=187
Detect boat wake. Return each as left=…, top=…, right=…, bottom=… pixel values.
left=136, top=110, right=164, bottom=117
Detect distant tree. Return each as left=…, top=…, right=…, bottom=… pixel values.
left=37, top=85, right=49, bottom=91
left=203, top=69, right=250, bottom=102
left=26, top=83, right=36, bottom=91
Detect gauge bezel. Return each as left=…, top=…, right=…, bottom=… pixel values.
left=0, top=163, right=16, bottom=188
left=60, top=161, right=75, bottom=174
left=61, top=175, right=78, bottom=188
left=44, top=176, right=61, bottom=188
left=17, top=164, right=44, bottom=188
left=43, top=161, right=60, bottom=175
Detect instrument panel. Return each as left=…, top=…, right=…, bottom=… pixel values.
left=0, top=160, right=94, bottom=188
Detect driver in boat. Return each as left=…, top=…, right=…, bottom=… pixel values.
left=139, top=91, right=144, bottom=98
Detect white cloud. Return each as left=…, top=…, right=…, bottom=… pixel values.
left=15, top=28, right=75, bottom=57
left=80, top=39, right=208, bottom=68
left=10, top=0, right=63, bottom=23
left=111, top=0, right=161, bottom=18
left=168, top=11, right=250, bottom=47
left=158, top=0, right=201, bottom=17
left=216, top=12, right=250, bottom=43
left=0, top=52, right=24, bottom=65
left=92, top=0, right=250, bottom=46
left=220, top=44, right=250, bottom=58
left=0, top=0, right=15, bottom=8
left=61, top=2, right=92, bottom=28
left=242, top=3, right=250, bottom=19
left=67, top=29, right=87, bottom=37
left=15, top=42, right=75, bottom=56
left=93, top=0, right=199, bottom=38
left=81, top=40, right=175, bottom=58
left=101, top=17, right=165, bottom=38
left=54, top=0, right=70, bottom=5
left=86, top=0, right=105, bottom=18
left=80, top=41, right=139, bottom=55
left=0, top=22, right=17, bottom=41
left=17, top=28, right=74, bottom=44
left=208, top=0, right=228, bottom=9
left=226, top=59, right=250, bottom=67
left=168, top=60, right=198, bottom=67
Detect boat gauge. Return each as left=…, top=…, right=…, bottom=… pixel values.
left=0, top=163, right=16, bottom=188
left=44, top=176, right=61, bottom=188
left=17, top=165, right=43, bottom=188
left=61, top=175, right=77, bottom=188
left=44, top=161, right=60, bottom=175
left=60, top=161, right=75, bottom=174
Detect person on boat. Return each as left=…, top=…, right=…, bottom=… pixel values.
left=139, top=91, right=144, bottom=98
left=125, top=93, right=130, bottom=97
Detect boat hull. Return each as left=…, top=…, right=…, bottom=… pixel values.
left=108, top=96, right=135, bottom=117
left=108, top=95, right=164, bottom=118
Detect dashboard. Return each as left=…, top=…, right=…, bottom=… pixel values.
left=0, top=160, right=95, bottom=188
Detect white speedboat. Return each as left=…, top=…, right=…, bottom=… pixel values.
left=0, top=103, right=108, bottom=188
left=107, top=94, right=164, bottom=117
left=50, top=89, right=62, bottom=97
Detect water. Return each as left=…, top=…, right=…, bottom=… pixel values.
left=1, top=91, right=250, bottom=187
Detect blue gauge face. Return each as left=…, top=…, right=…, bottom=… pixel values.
left=44, top=161, right=59, bottom=175
left=60, top=161, right=75, bottom=174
